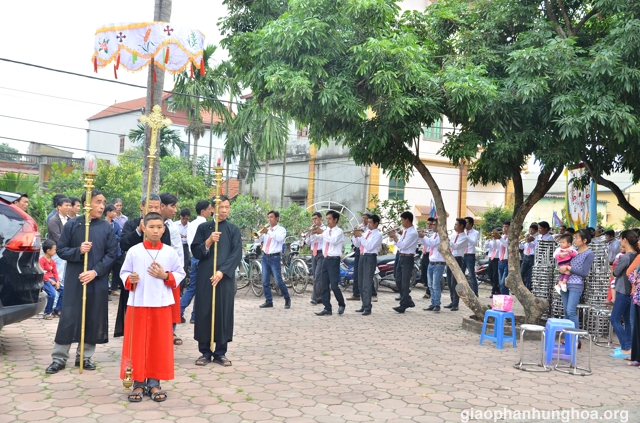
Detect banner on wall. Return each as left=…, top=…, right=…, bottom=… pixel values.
left=564, top=164, right=591, bottom=229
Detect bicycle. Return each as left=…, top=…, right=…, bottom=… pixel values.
left=250, top=240, right=310, bottom=296
left=235, top=244, right=262, bottom=295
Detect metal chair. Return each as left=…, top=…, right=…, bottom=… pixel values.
left=554, top=328, right=592, bottom=376
left=513, top=324, right=550, bottom=372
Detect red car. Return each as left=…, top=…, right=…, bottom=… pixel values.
left=0, top=191, right=46, bottom=329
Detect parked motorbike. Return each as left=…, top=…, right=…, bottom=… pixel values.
left=339, top=251, right=380, bottom=292
left=475, top=256, right=490, bottom=283
left=377, top=248, right=421, bottom=292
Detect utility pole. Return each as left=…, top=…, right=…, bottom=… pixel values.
left=142, top=0, right=172, bottom=196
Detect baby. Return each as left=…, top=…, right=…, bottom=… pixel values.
left=554, top=234, right=577, bottom=294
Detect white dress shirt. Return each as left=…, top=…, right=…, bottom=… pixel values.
left=423, top=233, right=444, bottom=262
left=395, top=225, right=419, bottom=254
left=322, top=226, right=344, bottom=257
left=305, top=225, right=326, bottom=253
left=259, top=224, right=287, bottom=255
left=485, top=239, right=499, bottom=260
left=353, top=228, right=382, bottom=254
left=179, top=221, right=188, bottom=244
left=465, top=228, right=479, bottom=255
left=520, top=233, right=538, bottom=256
left=187, top=216, right=207, bottom=250
left=538, top=233, right=554, bottom=242
left=165, top=219, right=184, bottom=263
left=498, top=235, right=509, bottom=260
left=450, top=231, right=468, bottom=257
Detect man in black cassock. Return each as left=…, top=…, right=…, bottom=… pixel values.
left=45, top=189, right=117, bottom=374
left=191, top=195, right=242, bottom=367
left=113, top=194, right=168, bottom=338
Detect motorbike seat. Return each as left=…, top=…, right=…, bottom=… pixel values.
left=345, top=257, right=356, bottom=265
left=376, top=254, right=396, bottom=265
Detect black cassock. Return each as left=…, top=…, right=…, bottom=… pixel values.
left=191, top=219, right=242, bottom=345
left=54, top=216, right=117, bottom=345
left=113, top=217, right=171, bottom=337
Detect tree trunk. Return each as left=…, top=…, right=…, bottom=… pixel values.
left=412, top=155, right=488, bottom=321
left=504, top=167, right=564, bottom=324
left=192, top=133, right=199, bottom=177
left=264, top=153, right=270, bottom=202
left=226, top=163, right=230, bottom=196
left=142, top=0, right=172, bottom=196
left=281, top=141, right=287, bottom=207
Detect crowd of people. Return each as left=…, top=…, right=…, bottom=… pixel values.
left=12, top=188, right=640, bottom=402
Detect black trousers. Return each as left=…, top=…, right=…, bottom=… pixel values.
left=110, top=255, right=124, bottom=291
left=352, top=249, right=361, bottom=297
left=198, top=341, right=228, bottom=359
left=420, top=252, right=430, bottom=293
left=489, top=258, right=500, bottom=295
left=322, top=257, right=345, bottom=312
left=397, top=256, right=414, bottom=309
left=358, top=254, right=376, bottom=311
left=446, top=256, right=464, bottom=306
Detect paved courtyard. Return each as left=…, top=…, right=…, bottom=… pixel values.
left=0, top=283, right=637, bottom=423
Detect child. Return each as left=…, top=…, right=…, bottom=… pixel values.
left=119, top=212, right=185, bottom=403
left=39, top=240, right=64, bottom=319
left=554, top=234, right=577, bottom=294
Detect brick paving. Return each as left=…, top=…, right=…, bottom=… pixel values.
left=0, top=283, right=637, bottom=422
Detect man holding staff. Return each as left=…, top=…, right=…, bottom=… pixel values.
left=45, top=189, right=118, bottom=374
left=191, top=195, right=242, bottom=367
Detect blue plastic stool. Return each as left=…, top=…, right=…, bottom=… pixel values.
left=479, top=309, right=517, bottom=349
left=544, top=318, right=575, bottom=365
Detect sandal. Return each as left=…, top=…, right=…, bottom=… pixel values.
left=148, top=386, right=167, bottom=402
left=212, top=356, right=232, bottom=367
left=195, top=355, right=210, bottom=366
left=128, top=387, right=145, bottom=403
left=43, top=313, right=53, bottom=320
left=173, top=335, right=183, bottom=346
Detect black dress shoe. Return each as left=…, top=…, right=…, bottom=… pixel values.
left=443, top=303, right=453, bottom=309
left=408, top=301, right=416, bottom=308
left=315, top=309, right=332, bottom=316
left=393, top=306, right=406, bottom=314
left=259, top=301, right=273, bottom=308
left=424, top=305, right=436, bottom=311
left=190, top=319, right=195, bottom=324
left=74, top=359, right=96, bottom=370
left=362, top=310, right=371, bottom=316
left=355, top=308, right=364, bottom=313
left=310, top=300, right=318, bottom=305
left=450, top=306, right=459, bottom=311
left=180, top=315, right=186, bottom=323
left=284, top=298, right=291, bottom=309
left=395, top=295, right=402, bottom=301
left=338, top=305, right=345, bottom=315
left=45, top=362, right=65, bottom=374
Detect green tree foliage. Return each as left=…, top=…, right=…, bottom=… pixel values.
left=0, top=143, right=19, bottom=161
left=479, top=206, right=514, bottom=236
left=368, top=195, right=410, bottom=228
left=128, top=124, right=185, bottom=158
left=228, top=194, right=271, bottom=241
left=93, top=153, right=143, bottom=219
left=278, top=202, right=312, bottom=244
left=0, top=172, right=39, bottom=196
left=622, top=215, right=640, bottom=230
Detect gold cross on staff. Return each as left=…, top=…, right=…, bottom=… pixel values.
left=139, top=104, right=173, bottom=158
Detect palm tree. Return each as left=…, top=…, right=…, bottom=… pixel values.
left=169, top=45, right=230, bottom=176
left=0, top=172, right=39, bottom=196
left=128, top=124, right=185, bottom=157
left=216, top=101, right=289, bottom=200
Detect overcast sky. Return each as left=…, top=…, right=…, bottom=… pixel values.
left=0, top=1, right=229, bottom=157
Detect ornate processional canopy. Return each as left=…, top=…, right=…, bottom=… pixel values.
left=92, top=22, right=206, bottom=78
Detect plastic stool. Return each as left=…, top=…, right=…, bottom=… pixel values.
left=554, top=328, right=592, bottom=376
left=513, top=324, right=550, bottom=372
left=544, top=318, right=574, bottom=365
left=479, top=309, right=517, bottom=349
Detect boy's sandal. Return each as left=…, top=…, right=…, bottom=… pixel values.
left=173, top=335, right=183, bottom=346
left=128, top=387, right=145, bottom=403
left=213, top=356, right=232, bottom=367
left=43, top=314, right=53, bottom=320
left=148, top=386, right=167, bottom=402
left=195, top=355, right=210, bottom=366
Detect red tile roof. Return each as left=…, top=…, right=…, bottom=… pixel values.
left=87, top=93, right=223, bottom=127
left=210, top=179, right=240, bottom=199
